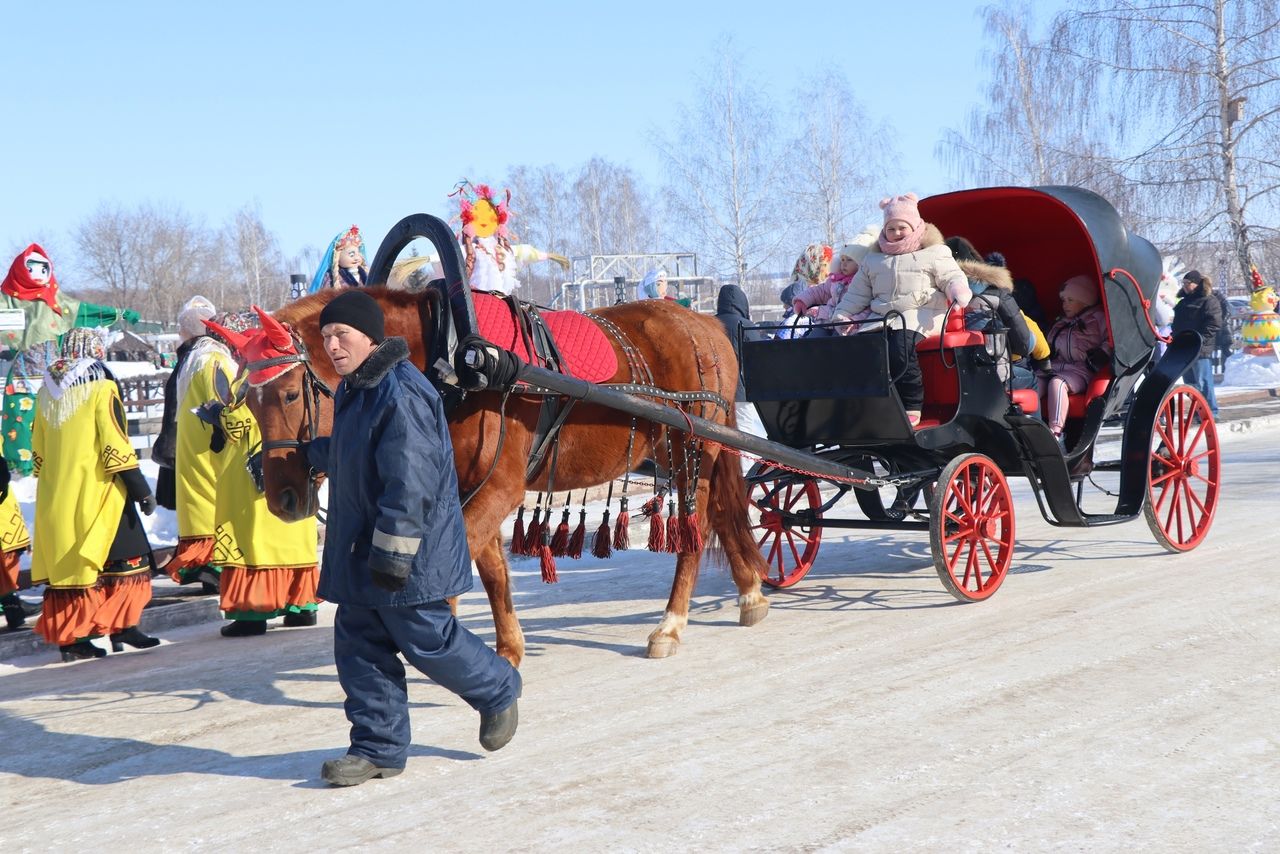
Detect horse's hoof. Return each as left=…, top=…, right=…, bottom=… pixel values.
left=646, top=636, right=679, bottom=659
left=739, top=599, right=769, bottom=627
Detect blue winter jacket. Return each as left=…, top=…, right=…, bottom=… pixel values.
left=307, top=337, right=472, bottom=606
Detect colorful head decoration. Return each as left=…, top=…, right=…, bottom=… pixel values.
left=60, top=327, right=106, bottom=362
left=453, top=181, right=511, bottom=240
left=792, top=244, right=833, bottom=286
left=204, top=307, right=303, bottom=386
left=2, top=243, right=61, bottom=313
left=309, top=225, right=368, bottom=294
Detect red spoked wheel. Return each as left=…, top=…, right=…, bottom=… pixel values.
left=748, top=478, right=823, bottom=588
left=929, top=453, right=1015, bottom=602
left=1144, top=385, right=1220, bottom=552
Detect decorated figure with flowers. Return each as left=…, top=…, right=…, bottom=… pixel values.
left=309, top=225, right=370, bottom=293
left=451, top=181, right=569, bottom=296
left=1, top=244, right=139, bottom=474
left=1241, top=265, right=1280, bottom=357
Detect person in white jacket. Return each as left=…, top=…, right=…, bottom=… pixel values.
left=832, top=193, right=971, bottom=425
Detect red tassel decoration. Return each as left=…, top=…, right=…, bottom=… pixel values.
left=683, top=511, right=703, bottom=553
left=665, top=499, right=682, bottom=553
left=539, top=530, right=558, bottom=584
left=522, top=506, right=543, bottom=556
left=592, top=509, right=613, bottom=558
left=647, top=501, right=665, bottom=552
left=550, top=507, right=571, bottom=557
left=510, top=505, right=526, bottom=556
left=567, top=508, right=586, bottom=559
left=612, top=497, right=630, bottom=550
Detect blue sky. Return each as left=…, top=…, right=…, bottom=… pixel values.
left=2, top=1, right=1058, bottom=274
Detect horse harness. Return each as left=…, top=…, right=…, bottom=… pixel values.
left=243, top=335, right=334, bottom=485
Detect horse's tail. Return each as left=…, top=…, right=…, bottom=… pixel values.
left=705, top=436, right=769, bottom=583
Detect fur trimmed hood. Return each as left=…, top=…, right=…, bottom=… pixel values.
left=918, top=222, right=945, bottom=249
left=345, top=337, right=410, bottom=389
left=957, top=259, right=1014, bottom=291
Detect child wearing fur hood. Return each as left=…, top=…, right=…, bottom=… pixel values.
left=832, top=194, right=971, bottom=424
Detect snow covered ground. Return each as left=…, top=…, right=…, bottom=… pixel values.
left=0, top=420, right=1276, bottom=850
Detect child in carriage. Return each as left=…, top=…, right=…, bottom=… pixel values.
left=790, top=227, right=880, bottom=328
left=1038, top=275, right=1111, bottom=444
left=831, top=193, right=972, bottom=425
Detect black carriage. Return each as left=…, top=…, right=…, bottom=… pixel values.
left=738, top=186, right=1220, bottom=600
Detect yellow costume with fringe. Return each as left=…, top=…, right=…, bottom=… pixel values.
left=31, top=369, right=136, bottom=588
left=214, top=385, right=318, bottom=618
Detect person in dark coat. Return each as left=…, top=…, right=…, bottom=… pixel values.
left=304, top=290, right=522, bottom=787
left=946, top=238, right=1036, bottom=389
left=152, top=296, right=217, bottom=510
left=1171, top=269, right=1222, bottom=415
left=1213, top=289, right=1233, bottom=373
left=713, top=285, right=768, bottom=447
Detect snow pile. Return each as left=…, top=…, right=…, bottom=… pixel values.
left=1222, top=350, right=1280, bottom=388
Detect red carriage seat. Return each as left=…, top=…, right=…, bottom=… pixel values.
left=1065, top=365, right=1113, bottom=418
left=914, top=308, right=980, bottom=428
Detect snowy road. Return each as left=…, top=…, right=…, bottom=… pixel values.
left=2, top=428, right=1277, bottom=852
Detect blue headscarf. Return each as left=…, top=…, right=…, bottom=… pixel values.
left=637, top=268, right=668, bottom=300
left=308, top=229, right=368, bottom=294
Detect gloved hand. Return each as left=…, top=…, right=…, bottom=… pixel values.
left=946, top=281, right=973, bottom=308
left=1085, top=347, right=1110, bottom=373
left=547, top=252, right=571, bottom=271
left=138, top=493, right=157, bottom=516
left=210, top=425, right=227, bottom=454
left=368, top=548, right=411, bottom=593
left=1030, top=357, right=1052, bottom=373
left=194, top=400, right=225, bottom=426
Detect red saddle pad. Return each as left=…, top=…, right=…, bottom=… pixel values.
left=472, top=293, right=618, bottom=383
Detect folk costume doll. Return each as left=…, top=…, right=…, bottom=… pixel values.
left=452, top=181, right=569, bottom=296
left=1, top=244, right=139, bottom=474
left=0, top=438, right=32, bottom=630
left=31, top=329, right=159, bottom=661
left=309, top=225, right=369, bottom=293
left=1241, top=265, right=1280, bottom=356
left=202, top=311, right=320, bottom=637
left=163, top=298, right=234, bottom=588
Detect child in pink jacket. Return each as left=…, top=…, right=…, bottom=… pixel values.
left=792, top=226, right=880, bottom=322
left=1037, top=275, right=1111, bottom=441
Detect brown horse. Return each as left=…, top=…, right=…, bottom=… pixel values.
left=242, top=288, right=770, bottom=664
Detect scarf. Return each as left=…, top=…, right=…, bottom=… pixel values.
left=39, top=358, right=111, bottom=427
left=176, top=335, right=233, bottom=408
left=2, top=243, right=62, bottom=314
left=878, top=224, right=926, bottom=256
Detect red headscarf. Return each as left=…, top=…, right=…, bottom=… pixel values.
left=2, top=243, right=61, bottom=314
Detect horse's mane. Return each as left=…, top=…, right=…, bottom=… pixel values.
left=274, top=287, right=428, bottom=332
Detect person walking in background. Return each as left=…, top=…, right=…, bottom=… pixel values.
left=198, top=311, right=321, bottom=638
left=1212, top=287, right=1233, bottom=376
left=1171, top=269, right=1222, bottom=415
left=163, top=297, right=231, bottom=592
left=31, top=329, right=159, bottom=662
left=300, top=291, right=521, bottom=786
left=1037, top=276, right=1112, bottom=445
left=832, top=193, right=972, bottom=425
left=152, top=296, right=216, bottom=514
left=0, top=441, right=32, bottom=631
left=714, top=284, right=769, bottom=462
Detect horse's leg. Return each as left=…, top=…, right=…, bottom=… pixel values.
left=647, top=548, right=701, bottom=658
left=471, top=534, right=525, bottom=667
left=706, top=447, right=769, bottom=627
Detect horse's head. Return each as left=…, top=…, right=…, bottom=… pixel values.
left=212, top=305, right=335, bottom=523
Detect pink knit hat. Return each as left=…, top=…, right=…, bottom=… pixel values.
left=1060, top=274, right=1099, bottom=307
left=880, top=193, right=923, bottom=230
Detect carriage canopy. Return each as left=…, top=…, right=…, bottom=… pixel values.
left=918, top=185, right=1162, bottom=371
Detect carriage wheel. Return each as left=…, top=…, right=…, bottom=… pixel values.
left=1144, top=386, right=1220, bottom=552
left=748, top=479, right=823, bottom=588
left=929, top=453, right=1015, bottom=602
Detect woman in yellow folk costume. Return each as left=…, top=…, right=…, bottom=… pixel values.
left=202, top=311, right=319, bottom=638
left=0, top=441, right=32, bottom=631
left=31, top=329, right=160, bottom=661
left=163, top=296, right=232, bottom=589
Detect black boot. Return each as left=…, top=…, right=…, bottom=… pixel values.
left=60, top=641, right=107, bottom=662
left=282, top=610, right=317, bottom=628
left=110, top=626, right=161, bottom=652
left=479, top=699, right=519, bottom=752
left=220, top=620, right=267, bottom=638
left=2, top=594, right=25, bottom=631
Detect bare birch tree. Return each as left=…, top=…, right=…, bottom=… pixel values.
left=228, top=202, right=286, bottom=309
left=1049, top=0, right=1280, bottom=284
left=787, top=70, right=900, bottom=247
left=653, top=39, right=792, bottom=280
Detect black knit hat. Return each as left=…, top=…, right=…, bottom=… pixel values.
left=319, top=290, right=384, bottom=343
left=944, top=236, right=983, bottom=264
left=1183, top=269, right=1204, bottom=285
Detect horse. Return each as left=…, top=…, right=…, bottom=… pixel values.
left=240, top=288, right=770, bottom=664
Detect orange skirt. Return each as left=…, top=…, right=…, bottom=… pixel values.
left=35, top=571, right=153, bottom=646
left=220, top=565, right=319, bottom=616
left=94, top=570, right=153, bottom=636
left=0, top=550, right=20, bottom=597
left=166, top=536, right=216, bottom=582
